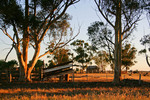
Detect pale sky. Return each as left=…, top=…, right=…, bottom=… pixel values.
left=0, top=0, right=150, bottom=71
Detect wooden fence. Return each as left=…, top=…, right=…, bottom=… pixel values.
left=0, top=68, right=42, bottom=83
left=0, top=61, right=74, bottom=83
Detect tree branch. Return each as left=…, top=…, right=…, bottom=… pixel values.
left=94, top=0, right=115, bottom=28
left=0, top=27, right=16, bottom=44
left=38, top=0, right=79, bottom=43
left=5, top=34, right=16, bottom=61
left=104, top=35, right=115, bottom=45
left=38, top=26, right=80, bottom=59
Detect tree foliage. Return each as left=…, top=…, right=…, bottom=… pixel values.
left=93, top=51, right=109, bottom=72
left=29, top=60, right=44, bottom=70
left=87, top=21, right=114, bottom=63
left=0, top=59, right=18, bottom=70
left=87, top=21, right=137, bottom=72
left=47, top=48, right=71, bottom=66
left=142, top=0, right=150, bottom=25
left=71, top=40, right=93, bottom=70
left=122, top=44, right=137, bottom=71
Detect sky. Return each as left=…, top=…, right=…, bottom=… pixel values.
left=0, top=0, right=150, bottom=71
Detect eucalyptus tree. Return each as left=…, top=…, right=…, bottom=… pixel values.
left=28, top=60, right=44, bottom=71
left=87, top=22, right=137, bottom=72
left=122, top=44, right=137, bottom=72
left=94, top=0, right=143, bottom=84
left=71, top=40, right=93, bottom=70
left=87, top=21, right=114, bottom=64
left=93, top=51, right=109, bottom=72
left=47, top=48, right=71, bottom=65
left=0, top=0, right=80, bottom=82
left=0, top=60, right=18, bottom=70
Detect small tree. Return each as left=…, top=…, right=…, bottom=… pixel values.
left=87, top=21, right=114, bottom=64
left=71, top=40, right=93, bottom=71
left=7, top=60, right=18, bottom=69
left=93, top=51, right=109, bottom=72
left=47, top=47, right=71, bottom=65
left=0, top=60, right=18, bottom=70
left=29, top=60, right=44, bottom=71
left=0, top=60, right=7, bottom=70
left=122, top=44, right=137, bottom=72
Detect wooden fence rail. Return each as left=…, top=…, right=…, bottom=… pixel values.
left=0, top=61, right=74, bottom=83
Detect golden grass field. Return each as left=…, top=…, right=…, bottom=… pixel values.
left=1, top=73, right=150, bottom=100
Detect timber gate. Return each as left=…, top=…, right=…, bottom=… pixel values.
left=42, top=61, right=74, bottom=82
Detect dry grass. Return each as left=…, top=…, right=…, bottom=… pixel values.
left=1, top=73, right=150, bottom=100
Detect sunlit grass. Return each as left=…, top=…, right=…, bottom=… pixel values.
left=1, top=86, right=150, bottom=100
left=1, top=73, right=150, bottom=100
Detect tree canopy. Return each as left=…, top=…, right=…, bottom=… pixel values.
left=93, top=51, right=109, bottom=72
left=71, top=39, right=93, bottom=70
left=47, top=47, right=71, bottom=66
left=122, top=44, right=137, bottom=71
left=0, top=60, right=18, bottom=70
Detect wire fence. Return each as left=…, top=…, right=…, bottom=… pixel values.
left=69, top=72, right=150, bottom=83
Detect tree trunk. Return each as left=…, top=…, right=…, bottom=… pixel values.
left=27, top=43, right=41, bottom=81
left=15, top=45, right=26, bottom=81
left=18, top=0, right=30, bottom=82
left=113, top=0, right=122, bottom=84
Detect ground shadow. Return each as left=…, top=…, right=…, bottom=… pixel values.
left=0, top=79, right=150, bottom=89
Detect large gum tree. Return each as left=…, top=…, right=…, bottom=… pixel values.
left=94, top=0, right=143, bottom=84
left=0, top=0, right=80, bottom=82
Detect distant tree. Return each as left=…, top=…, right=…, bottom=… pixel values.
left=93, top=51, right=109, bottom=72
left=140, top=34, right=150, bottom=67
left=0, top=60, right=7, bottom=70
left=0, top=60, right=18, bottom=70
left=87, top=21, right=114, bottom=64
left=87, top=21, right=137, bottom=72
left=29, top=60, right=43, bottom=71
left=139, top=34, right=150, bottom=55
left=71, top=40, right=93, bottom=70
left=122, top=44, right=137, bottom=72
left=47, top=48, right=71, bottom=65
left=109, top=43, right=137, bottom=71
left=7, top=60, right=18, bottom=69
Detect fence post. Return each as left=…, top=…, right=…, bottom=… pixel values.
left=8, top=69, right=12, bottom=83
left=59, top=76, right=63, bottom=82
left=87, top=74, right=88, bottom=81
left=65, top=74, right=69, bottom=82
left=124, top=75, right=125, bottom=80
left=72, top=63, right=74, bottom=82
left=139, top=74, right=141, bottom=85
left=40, top=61, right=44, bottom=81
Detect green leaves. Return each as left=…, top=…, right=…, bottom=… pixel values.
left=122, top=43, right=137, bottom=70
left=87, top=21, right=113, bottom=49
left=0, top=0, right=24, bottom=27
left=71, top=39, right=93, bottom=67
left=0, top=59, right=18, bottom=70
